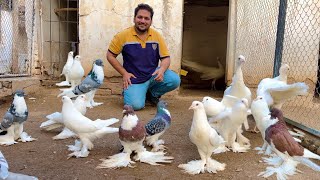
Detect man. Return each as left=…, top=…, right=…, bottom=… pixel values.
left=107, top=3, right=180, bottom=110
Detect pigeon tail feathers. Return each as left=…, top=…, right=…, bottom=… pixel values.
left=97, top=152, right=134, bottom=169
left=134, top=150, right=173, bottom=165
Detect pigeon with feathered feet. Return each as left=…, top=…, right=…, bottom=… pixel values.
left=145, top=100, right=171, bottom=152
left=0, top=90, right=36, bottom=146
left=258, top=108, right=320, bottom=180
left=58, top=59, right=104, bottom=108
left=97, top=105, right=173, bottom=169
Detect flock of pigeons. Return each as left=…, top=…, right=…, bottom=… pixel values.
left=0, top=52, right=319, bottom=180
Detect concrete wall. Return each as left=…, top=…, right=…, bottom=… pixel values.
left=78, top=0, right=184, bottom=76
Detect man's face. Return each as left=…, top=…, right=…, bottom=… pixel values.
left=134, top=9, right=152, bottom=33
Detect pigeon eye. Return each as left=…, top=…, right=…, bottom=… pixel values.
left=196, top=103, right=199, bottom=106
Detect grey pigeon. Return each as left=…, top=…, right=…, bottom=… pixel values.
left=58, top=59, right=104, bottom=108
left=0, top=90, right=36, bottom=145
left=145, top=100, right=171, bottom=151
left=0, top=151, right=9, bottom=179
left=0, top=151, right=38, bottom=179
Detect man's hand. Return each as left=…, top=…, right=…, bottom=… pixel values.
left=152, top=68, right=165, bottom=82
left=123, top=72, right=136, bottom=89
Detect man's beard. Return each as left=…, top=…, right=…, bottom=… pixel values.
left=135, top=25, right=148, bottom=33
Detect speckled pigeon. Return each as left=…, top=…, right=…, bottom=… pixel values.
left=145, top=100, right=171, bottom=152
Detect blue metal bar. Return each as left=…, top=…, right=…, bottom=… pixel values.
left=285, top=118, right=320, bottom=138
left=273, top=0, right=288, bottom=77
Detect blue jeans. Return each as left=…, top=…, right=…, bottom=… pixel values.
left=123, top=69, right=180, bottom=110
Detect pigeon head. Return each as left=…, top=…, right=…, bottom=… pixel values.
left=202, top=96, right=211, bottom=103
left=251, top=96, right=268, bottom=113
left=279, top=64, right=290, bottom=75
left=238, top=55, right=246, bottom=64
left=13, top=90, right=25, bottom=97
left=239, top=98, right=249, bottom=108
left=61, top=96, right=72, bottom=103
left=253, top=96, right=264, bottom=103
left=189, top=101, right=204, bottom=110
left=270, top=108, right=283, bottom=120
left=68, top=51, right=74, bottom=56
left=76, top=94, right=86, bottom=102
left=74, top=55, right=81, bottom=61
left=157, top=100, right=168, bottom=109
left=123, top=105, right=135, bottom=117
left=94, top=59, right=104, bottom=67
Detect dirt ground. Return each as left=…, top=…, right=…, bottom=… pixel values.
left=0, top=87, right=319, bottom=180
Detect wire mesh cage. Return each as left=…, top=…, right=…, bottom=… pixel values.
left=235, top=0, right=320, bottom=133
left=0, top=0, right=35, bottom=77
left=235, top=0, right=279, bottom=93
left=280, top=0, right=320, bottom=131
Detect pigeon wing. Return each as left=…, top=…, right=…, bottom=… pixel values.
left=265, top=126, right=304, bottom=156
left=145, top=116, right=166, bottom=136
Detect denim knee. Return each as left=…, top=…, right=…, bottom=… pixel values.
left=167, top=73, right=181, bottom=89
left=128, top=100, right=145, bottom=111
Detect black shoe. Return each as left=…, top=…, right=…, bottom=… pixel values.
left=119, top=145, right=124, bottom=152
left=146, top=91, right=159, bottom=106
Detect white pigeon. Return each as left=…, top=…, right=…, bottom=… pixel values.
left=251, top=96, right=278, bottom=155
left=56, top=51, right=74, bottom=87
left=182, top=59, right=225, bottom=90
left=68, top=55, right=84, bottom=88
left=251, top=63, right=308, bottom=134
left=40, top=94, right=87, bottom=140
left=257, top=63, right=308, bottom=110
left=209, top=98, right=250, bottom=153
left=97, top=105, right=173, bottom=169
left=223, top=55, right=252, bottom=130
left=178, top=101, right=225, bottom=175
left=61, top=96, right=119, bottom=158
left=202, top=96, right=250, bottom=147
left=0, top=90, right=36, bottom=146
left=58, top=59, right=105, bottom=108
left=202, top=95, right=243, bottom=117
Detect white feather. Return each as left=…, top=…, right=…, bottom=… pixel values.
left=56, top=51, right=74, bottom=86
left=179, top=101, right=225, bottom=174
left=61, top=96, right=119, bottom=158
left=69, top=55, right=84, bottom=88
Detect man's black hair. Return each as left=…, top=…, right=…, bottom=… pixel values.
left=134, top=3, right=154, bottom=19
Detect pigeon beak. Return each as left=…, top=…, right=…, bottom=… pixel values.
left=122, top=110, right=126, bottom=114
left=188, top=105, right=194, bottom=110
